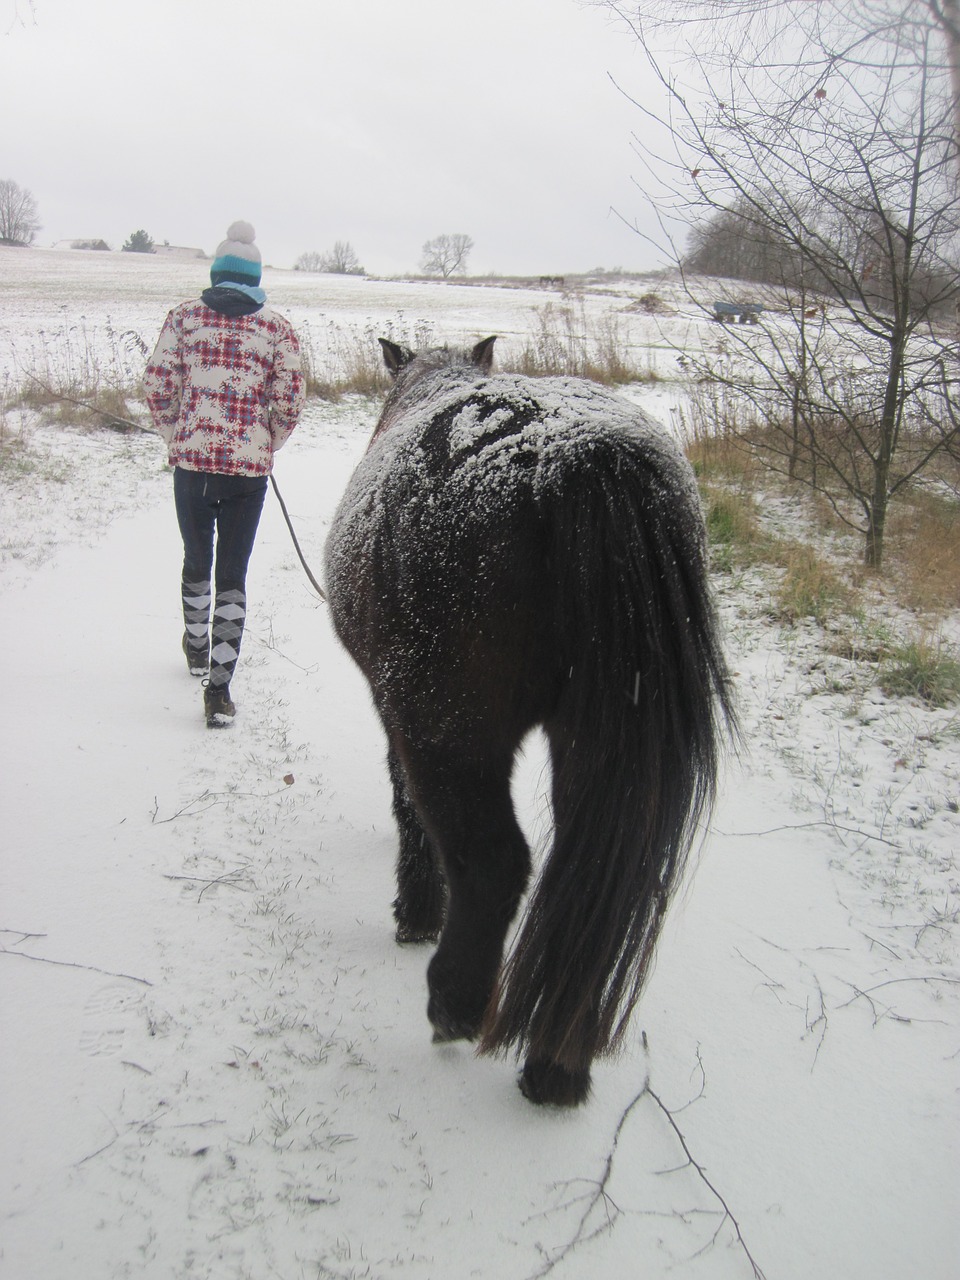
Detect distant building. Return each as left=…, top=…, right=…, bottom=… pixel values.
left=153, top=243, right=208, bottom=260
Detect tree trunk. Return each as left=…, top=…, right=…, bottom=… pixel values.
left=865, top=329, right=907, bottom=569
left=789, top=302, right=808, bottom=481
left=865, top=490, right=888, bottom=569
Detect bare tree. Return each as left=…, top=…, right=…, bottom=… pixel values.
left=926, top=0, right=960, bottom=145
left=296, top=242, right=364, bottom=274
left=592, top=0, right=960, bottom=161
left=0, top=178, right=41, bottom=245
left=294, top=250, right=325, bottom=273
left=421, top=233, right=474, bottom=278
left=595, top=0, right=960, bottom=569
left=320, top=240, right=364, bottom=275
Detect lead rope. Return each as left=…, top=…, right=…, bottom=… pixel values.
left=269, top=475, right=326, bottom=601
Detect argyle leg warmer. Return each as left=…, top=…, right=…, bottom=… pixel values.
left=209, top=588, right=247, bottom=689
left=182, top=577, right=212, bottom=662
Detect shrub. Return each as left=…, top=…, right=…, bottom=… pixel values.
left=122, top=229, right=155, bottom=254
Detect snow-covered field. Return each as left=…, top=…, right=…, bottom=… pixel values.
left=1, top=247, right=957, bottom=1280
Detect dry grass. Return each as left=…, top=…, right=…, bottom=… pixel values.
left=686, top=387, right=960, bottom=616
left=884, top=488, right=960, bottom=614
left=686, top=431, right=756, bottom=484
left=677, top=380, right=770, bottom=489
left=688, top=414, right=960, bottom=703
left=774, top=544, right=854, bottom=625
left=299, top=320, right=410, bottom=401
left=4, top=318, right=149, bottom=437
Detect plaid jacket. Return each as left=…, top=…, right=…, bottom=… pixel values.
left=144, top=301, right=305, bottom=477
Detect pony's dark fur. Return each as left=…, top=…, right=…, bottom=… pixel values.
left=324, top=337, right=735, bottom=1106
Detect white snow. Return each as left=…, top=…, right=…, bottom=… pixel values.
left=0, top=248, right=957, bottom=1280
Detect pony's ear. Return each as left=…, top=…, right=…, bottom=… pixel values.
left=379, top=339, right=415, bottom=377
left=471, top=336, right=497, bottom=373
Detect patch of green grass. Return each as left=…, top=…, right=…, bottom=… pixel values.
left=706, top=491, right=758, bottom=546
left=880, top=635, right=960, bottom=707
left=0, top=439, right=35, bottom=479
left=0, top=438, right=71, bottom=484
left=700, top=484, right=776, bottom=572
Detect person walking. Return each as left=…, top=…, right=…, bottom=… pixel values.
left=144, top=221, right=305, bottom=728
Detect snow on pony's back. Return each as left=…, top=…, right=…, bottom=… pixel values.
left=332, top=349, right=700, bottom=552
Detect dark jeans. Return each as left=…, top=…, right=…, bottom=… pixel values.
left=173, top=468, right=268, bottom=688
left=173, top=468, right=268, bottom=594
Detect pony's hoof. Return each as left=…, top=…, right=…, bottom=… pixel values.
left=395, top=921, right=441, bottom=945
left=429, top=1014, right=481, bottom=1044
left=519, top=1059, right=591, bottom=1107
left=428, top=997, right=482, bottom=1044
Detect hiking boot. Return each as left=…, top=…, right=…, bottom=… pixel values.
left=204, top=684, right=236, bottom=729
left=183, top=632, right=210, bottom=677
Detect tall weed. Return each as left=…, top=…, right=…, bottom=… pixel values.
left=299, top=313, right=437, bottom=401
left=507, top=301, right=652, bottom=385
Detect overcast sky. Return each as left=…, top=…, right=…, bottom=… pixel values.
left=2, top=0, right=672, bottom=276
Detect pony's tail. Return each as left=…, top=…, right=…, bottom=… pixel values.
left=480, top=436, right=736, bottom=1092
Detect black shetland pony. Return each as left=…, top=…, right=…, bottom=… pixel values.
left=325, top=337, right=735, bottom=1106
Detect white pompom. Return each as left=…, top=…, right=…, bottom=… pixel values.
left=226, top=220, right=256, bottom=244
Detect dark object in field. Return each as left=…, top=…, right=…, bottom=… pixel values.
left=325, top=336, right=735, bottom=1106
left=712, top=300, right=764, bottom=324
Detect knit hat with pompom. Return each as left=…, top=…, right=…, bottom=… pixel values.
left=210, top=221, right=262, bottom=286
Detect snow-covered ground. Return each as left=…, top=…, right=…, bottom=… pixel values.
left=1, top=248, right=957, bottom=1280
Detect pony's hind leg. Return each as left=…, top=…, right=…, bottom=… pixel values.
left=484, top=725, right=606, bottom=1107
left=389, top=749, right=446, bottom=944
left=401, top=744, right=531, bottom=1043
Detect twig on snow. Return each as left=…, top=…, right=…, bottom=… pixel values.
left=646, top=1085, right=769, bottom=1280
left=525, top=1082, right=648, bottom=1278
left=163, top=869, right=253, bottom=901
left=839, top=975, right=959, bottom=1025
left=862, top=932, right=903, bottom=960
left=738, top=940, right=830, bottom=1068
left=524, top=1052, right=768, bottom=1280
left=0, top=947, right=152, bottom=986
left=0, top=927, right=48, bottom=945
left=714, top=818, right=899, bottom=848
left=249, top=626, right=319, bottom=673
left=150, top=791, right=219, bottom=824
left=74, top=1104, right=175, bottom=1168
left=150, top=781, right=297, bottom=825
